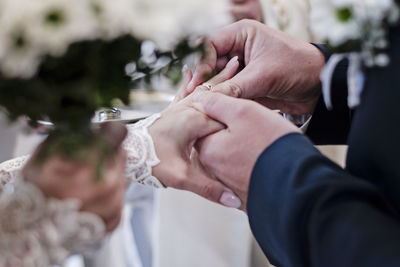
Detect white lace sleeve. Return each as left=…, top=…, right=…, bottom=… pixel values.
left=124, top=113, right=164, bottom=188
left=0, top=157, right=106, bottom=267
left=0, top=155, right=29, bottom=194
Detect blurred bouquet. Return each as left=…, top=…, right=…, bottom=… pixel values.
left=310, top=0, right=399, bottom=109
left=0, top=0, right=231, bottom=158
left=311, top=0, right=400, bottom=66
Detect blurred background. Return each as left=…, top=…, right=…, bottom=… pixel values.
left=0, top=0, right=347, bottom=266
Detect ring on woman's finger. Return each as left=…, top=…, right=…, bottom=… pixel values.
left=201, top=83, right=213, bottom=91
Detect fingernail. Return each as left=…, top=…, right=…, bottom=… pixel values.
left=220, top=191, right=242, bottom=209
left=226, top=56, right=239, bottom=68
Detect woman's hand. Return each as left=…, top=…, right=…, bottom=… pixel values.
left=148, top=57, right=243, bottom=208
left=23, top=122, right=128, bottom=232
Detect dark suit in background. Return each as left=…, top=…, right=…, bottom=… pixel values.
left=247, top=21, right=400, bottom=266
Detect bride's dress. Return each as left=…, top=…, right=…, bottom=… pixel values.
left=0, top=114, right=162, bottom=267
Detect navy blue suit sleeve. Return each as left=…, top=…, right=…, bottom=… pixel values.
left=247, top=133, right=400, bottom=267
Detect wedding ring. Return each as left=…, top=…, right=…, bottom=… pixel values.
left=202, top=83, right=213, bottom=91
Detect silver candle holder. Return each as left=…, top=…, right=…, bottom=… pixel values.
left=98, top=108, right=122, bottom=122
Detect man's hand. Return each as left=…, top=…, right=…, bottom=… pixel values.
left=24, top=122, right=128, bottom=232
left=194, top=91, right=300, bottom=211
left=190, top=20, right=325, bottom=115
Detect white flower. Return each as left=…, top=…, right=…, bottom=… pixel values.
left=88, top=0, right=138, bottom=39
left=350, top=0, right=393, bottom=24
left=310, top=0, right=362, bottom=46
left=26, top=0, right=98, bottom=56
left=363, top=0, right=393, bottom=15
left=0, top=0, right=232, bottom=78
left=126, top=0, right=232, bottom=50
left=0, top=38, right=41, bottom=79
left=311, top=0, right=399, bottom=47
left=0, top=35, right=41, bottom=78
left=0, top=0, right=43, bottom=78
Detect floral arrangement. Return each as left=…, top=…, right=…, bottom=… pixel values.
left=310, top=0, right=400, bottom=108
left=0, top=0, right=231, bottom=158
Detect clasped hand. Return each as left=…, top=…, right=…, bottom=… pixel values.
left=153, top=19, right=326, bottom=211
left=151, top=53, right=299, bottom=211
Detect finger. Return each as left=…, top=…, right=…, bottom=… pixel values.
left=183, top=153, right=241, bottom=208
left=216, top=57, right=229, bottom=71
left=195, top=130, right=227, bottom=175
left=191, top=91, right=246, bottom=125
left=211, top=61, right=266, bottom=99
left=99, top=122, right=128, bottom=151
left=187, top=42, right=217, bottom=93
left=185, top=173, right=226, bottom=204
left=85, top=171, right=125, bottom=229
left=190, top=23, right=246, bottom=90
left=88, top=150, right=126, bottom=202
left=176, top=108, right=225, bottom=158
left=104, top=159, right=126, bottom=232
left=105, top=209, right=123, bottom=232
left=173, top=65, right=193, bottom=104
left=104, top=148, right=127, bottom=179
left=205, top=56, right=239, bottom=87
left=196, top=115, right=225, bottom=140
left=103, top=186, right=124, bottom=229
left=194, top=133, right=244, bottom=210
left=185, top=108, right=225, bottom=141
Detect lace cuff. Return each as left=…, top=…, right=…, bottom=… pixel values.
left=124, top=113, right=164, bottom=188
left=0, top=155, right=29, bottom=194
left=0, top=158, right=105, bottom=267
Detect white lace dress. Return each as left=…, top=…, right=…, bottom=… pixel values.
left=0, top=114, right=162, bottom=267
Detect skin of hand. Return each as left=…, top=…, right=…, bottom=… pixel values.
left=192, top=91, right=300, bottom=211
left=230, top=0, right=264, bottom=22
left=23, top=122, right=128, bottom=232
left=149, top=56, right=244, bottom=208
left=188, top=19, right=326, bottom=115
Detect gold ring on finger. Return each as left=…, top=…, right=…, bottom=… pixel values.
left=202, top=83, right=213, bottom=91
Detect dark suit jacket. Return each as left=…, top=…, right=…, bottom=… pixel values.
left=247, top=21, right=400, bottom=266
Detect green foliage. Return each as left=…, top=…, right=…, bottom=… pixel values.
left=0, top=35, right=138, bottom=128
left=0, top=35, right=202, bottom=159
left=132, top=39, right=204, bottom=88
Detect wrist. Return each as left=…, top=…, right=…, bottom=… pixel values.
left=295, top=43, right=325, bottom=113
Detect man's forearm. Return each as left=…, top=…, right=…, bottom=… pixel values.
left=248, top=133, right=400, bottom=266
